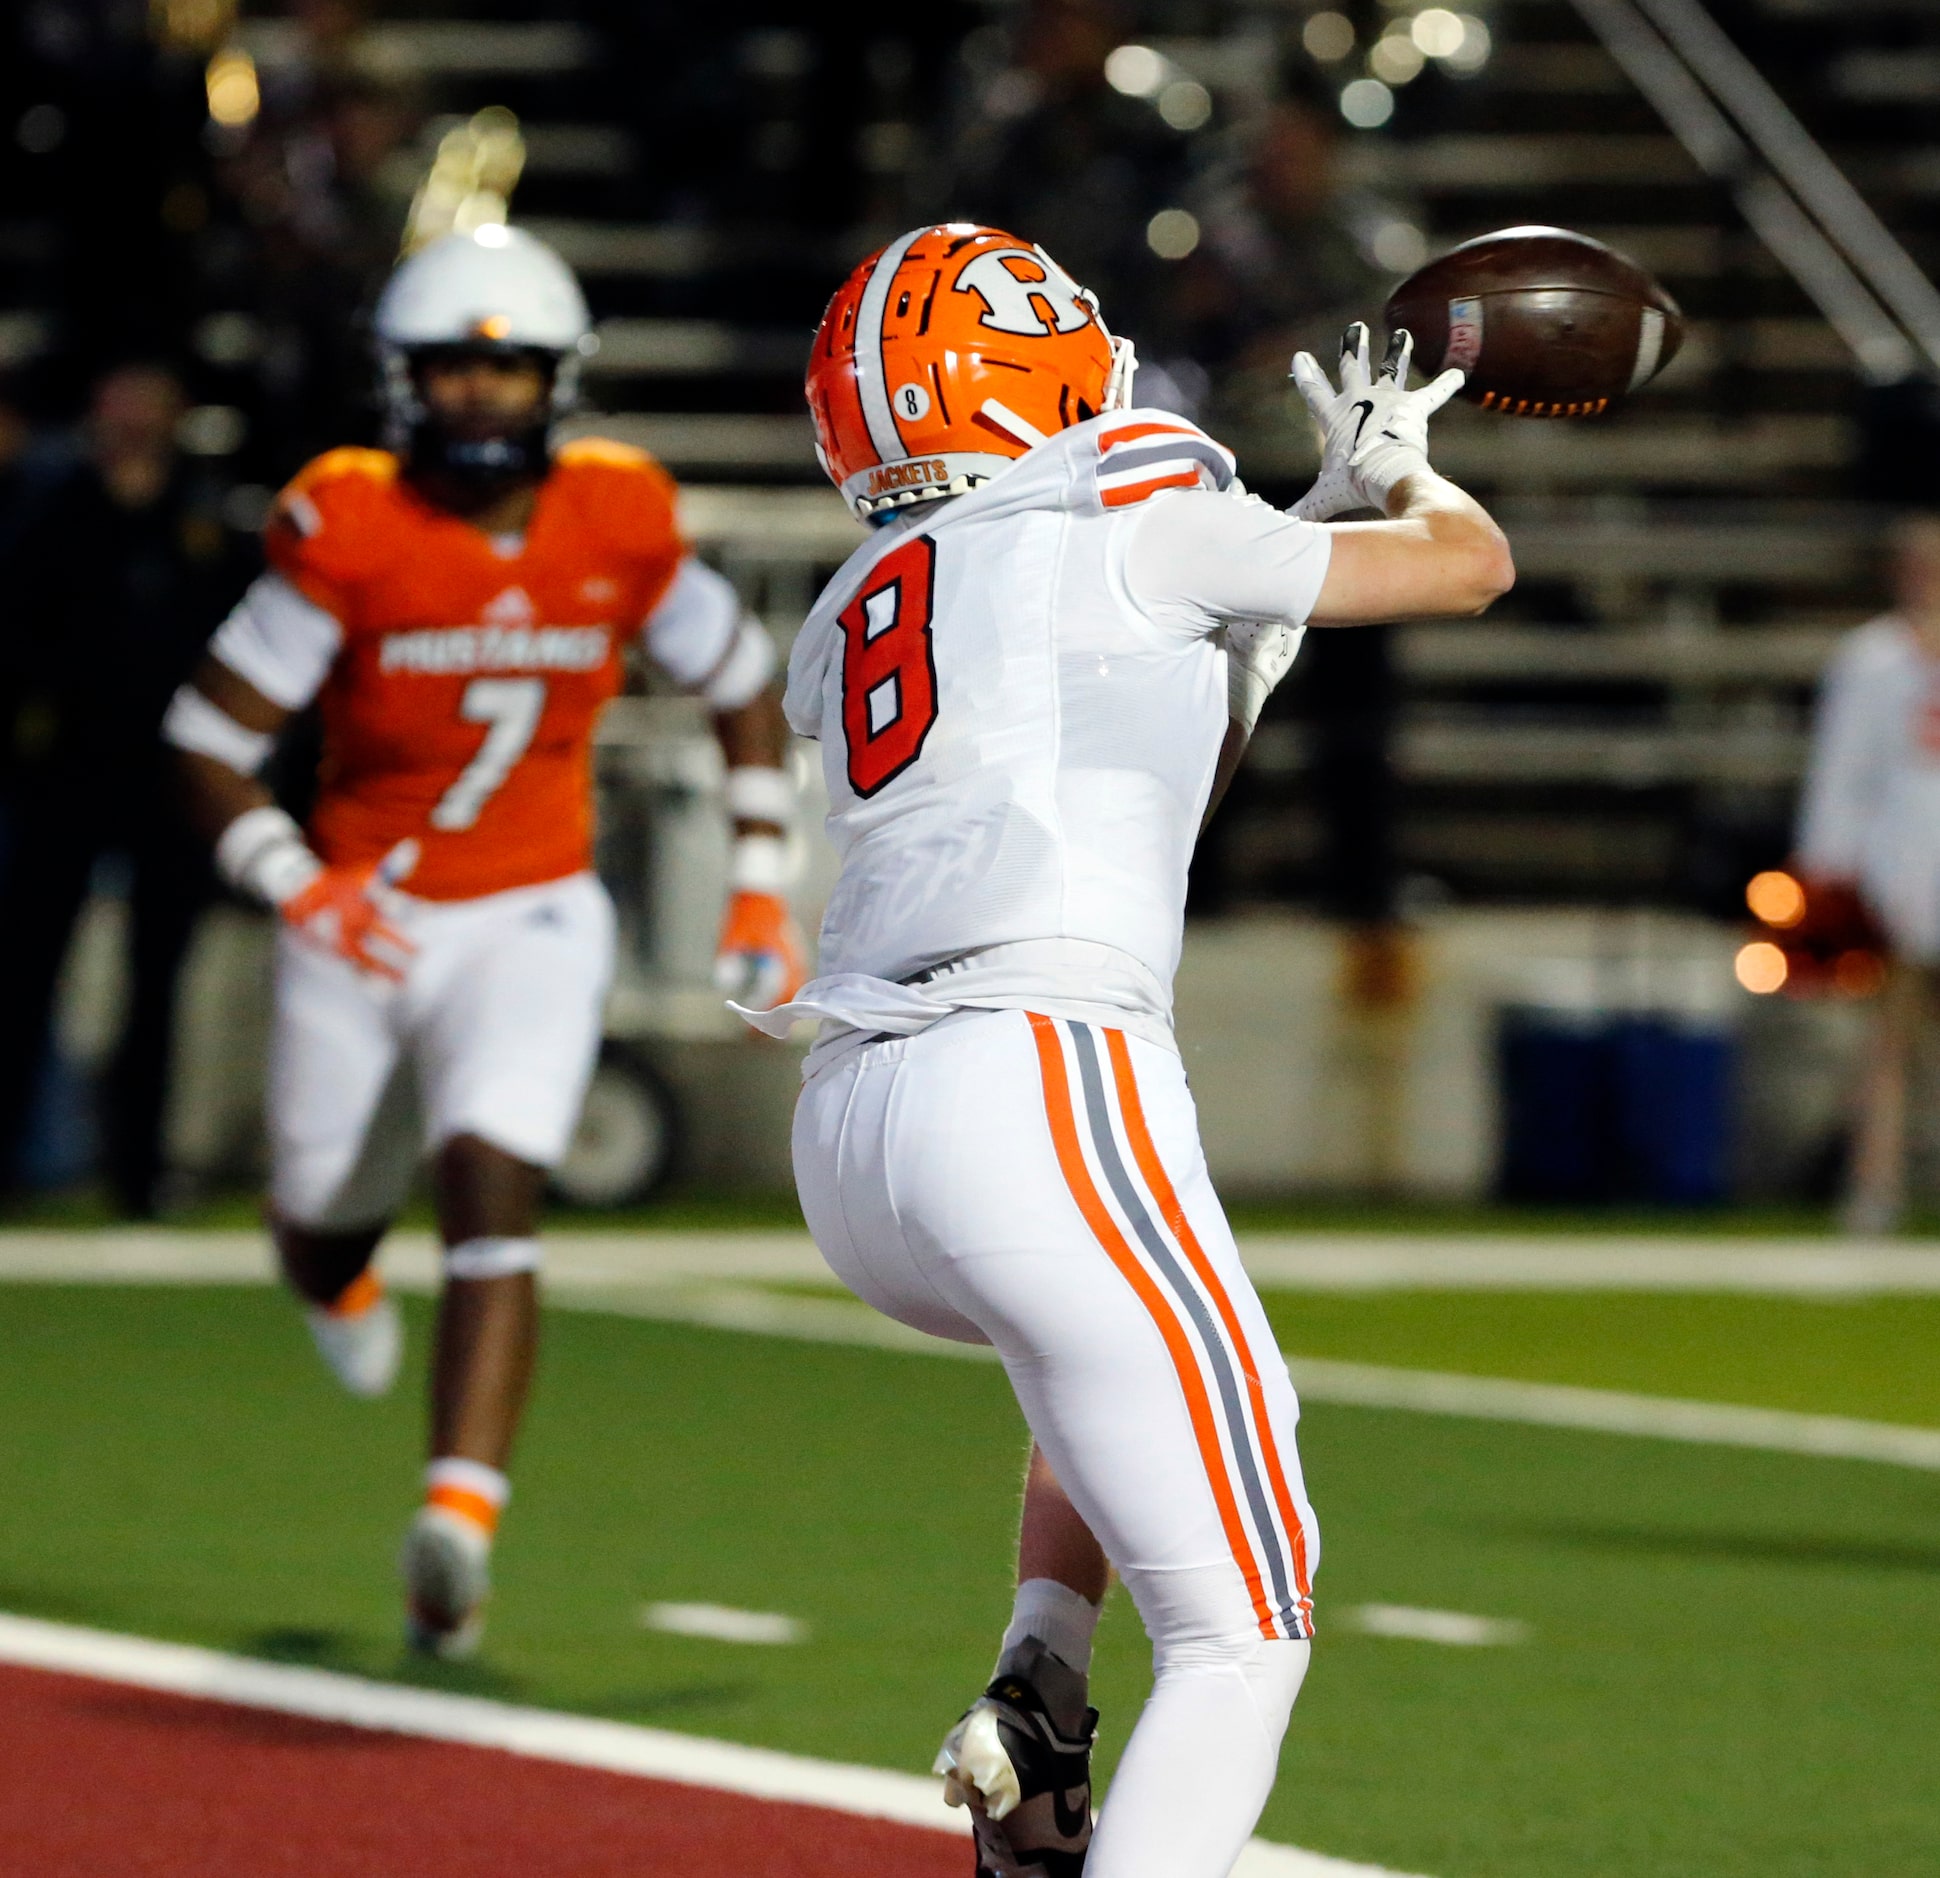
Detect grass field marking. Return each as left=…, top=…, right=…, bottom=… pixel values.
left=0, top=1612, right=1431, bottom=1878
left=12, top=1232, right=1940, bottom=1470
left=1345, top=1605, right=1529, bottom=1648
left=640, top=1602, right=807, bottom=1645
left=16, top=1227, right=1940, bottom=1295
left=547, top=1284, right=1940, bottom=1472
left=0, top=1230, right=831, bottom=1289
left=1241, top=1235, right=1940, bottom=1296
left=1286, top=1356, right=1940, bottom=1470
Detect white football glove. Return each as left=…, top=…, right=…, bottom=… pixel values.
left=1224, top=620, right=1305, bottom=735
left=1289, top=323, right=1464, bottom=518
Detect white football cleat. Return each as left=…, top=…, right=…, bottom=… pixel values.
left=303, top=1283, right=402, bottom=1398
left=401, top=1506, right=491, bottom=1659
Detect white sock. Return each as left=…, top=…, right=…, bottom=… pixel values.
left=997, top=1577, right=1102, bottom=1679
left=424, top=1457, right=510, bottom=1539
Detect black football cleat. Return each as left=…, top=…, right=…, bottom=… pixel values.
left=934, top=1637, right=1097, bottom=1878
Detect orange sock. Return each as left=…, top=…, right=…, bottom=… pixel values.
left=324, top=1267, right=385, bottom=1319
left=423, top=1458, right=509, bottom=1540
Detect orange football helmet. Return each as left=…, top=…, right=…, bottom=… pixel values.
left=806, top=223, right=1135, bottom=520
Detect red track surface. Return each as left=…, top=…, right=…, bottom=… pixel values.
left=0, top=1661, right=966, bottom=1876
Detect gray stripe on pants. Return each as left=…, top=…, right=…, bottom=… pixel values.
left=1064, top=1020, right=1302, bottom=1638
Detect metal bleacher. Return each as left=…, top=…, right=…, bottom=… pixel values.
left=1202, top=0, right=1940, bottom=904
left=494, top=0, right=1936, bottom=910
left=8, top=1, right=1934, bottom=911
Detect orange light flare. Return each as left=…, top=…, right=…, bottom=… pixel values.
left=1745, top=869, right=1807, bottom=929
left=1734, top=941, right=1789, bottom=995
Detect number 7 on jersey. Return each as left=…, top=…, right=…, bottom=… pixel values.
left=838, top=534, right=938, bottom=797
left=431, top=677, right=547, bottom=831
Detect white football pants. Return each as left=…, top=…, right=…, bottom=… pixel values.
left=794, top=1007, right=1318, bottom=1878
left=269, top=871, right=615, bottom=1230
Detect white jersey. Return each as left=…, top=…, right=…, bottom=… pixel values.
left=1797, top=613, right=1940, bottom=957
left=744, top=410, right=1332, bottom=1054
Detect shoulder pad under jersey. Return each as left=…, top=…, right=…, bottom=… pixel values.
left=264, top=448, right=402, bottom=612
left=1087, top=413, right=1237, bottom=512
left=551, top=436, right=683, bottom=554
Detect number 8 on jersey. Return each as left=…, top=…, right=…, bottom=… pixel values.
left=838, top=534, right=938, bottom=797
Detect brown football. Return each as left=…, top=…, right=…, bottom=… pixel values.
left=1383, top=226, right=1684, bottom=418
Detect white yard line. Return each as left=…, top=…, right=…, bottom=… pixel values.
left=11, top=1227, right=1940, bottom=1294
left=1241, top=1234, right=1940, bottom=1296
left=0, top=1612, right=1426, bottom=1878
left=1285, top=1356, right=1940, bottom=1470
left=553, top=1284, right=1940, bottom=1471
left=8, top=1230, right=1940, bottom=1468
left=1345, top=1605, right=1528, bottom=1648
left=640, top=1602, right=807, bottom=1645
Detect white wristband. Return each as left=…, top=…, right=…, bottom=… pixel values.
left=724, top=765, right=796, bottom=828
left=162, top=684, right=274, bottom=776
left=1352, top=442, right=1434, bottom=514
left=729, top=833, right=796, bottom=895
left=214, top=804, right=323, bottom=908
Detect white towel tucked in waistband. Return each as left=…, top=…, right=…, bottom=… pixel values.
left=729, top=938, right=1177, bottom=1077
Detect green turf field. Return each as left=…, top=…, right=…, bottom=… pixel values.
left=1, top=1279, right=1934, bottom=1877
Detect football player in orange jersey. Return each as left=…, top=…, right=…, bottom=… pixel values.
left=163, top=226, right=805, bottom=1656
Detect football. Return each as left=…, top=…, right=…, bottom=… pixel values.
left=1383, top=226, right=1684, bottom=418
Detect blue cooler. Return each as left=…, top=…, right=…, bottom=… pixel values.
left=1497, top=1007, right=1732, bottom=1205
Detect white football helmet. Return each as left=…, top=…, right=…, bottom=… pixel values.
left=373, top=224, right=595, bottom=474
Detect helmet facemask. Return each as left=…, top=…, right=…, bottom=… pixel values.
left=371, top=225, right=594, bottom=495
left=383, top=340, right=575, bottom=492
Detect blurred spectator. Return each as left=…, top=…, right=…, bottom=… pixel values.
left=209, top=2, right=420, bottom=475
left=1791, top=513, right=1940, bottom=1233
left=0, top=362, right=255, bottom=1216
left=0, top=375, right=34, bottom=863
left=926, top=0, right=1187, bottom=347
left=1171, top=79, right=1397, bottom=430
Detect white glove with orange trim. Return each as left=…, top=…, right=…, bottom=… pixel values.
left=215, top=807, right=418, bottom=983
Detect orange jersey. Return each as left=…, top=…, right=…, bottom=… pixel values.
left=265, top=440, right=683, bottom=900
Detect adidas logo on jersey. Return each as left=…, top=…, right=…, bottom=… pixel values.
left=482, top=586, right=537, bottom=625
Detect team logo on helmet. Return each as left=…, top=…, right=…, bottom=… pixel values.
left=952, top=248, right=1095, bottom=338
left=805, top=223, right=1131, bottom=522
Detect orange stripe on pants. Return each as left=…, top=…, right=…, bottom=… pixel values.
left=1104, top=1029, right=1316, bottom=1624
left=1027, top=1012, right=1278, bottom=1640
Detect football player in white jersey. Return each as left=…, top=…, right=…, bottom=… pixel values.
left=741, top=224, right=1512, bottom=1878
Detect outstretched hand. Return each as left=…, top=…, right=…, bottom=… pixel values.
left=1289, top=323, right=1464, bottom=520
